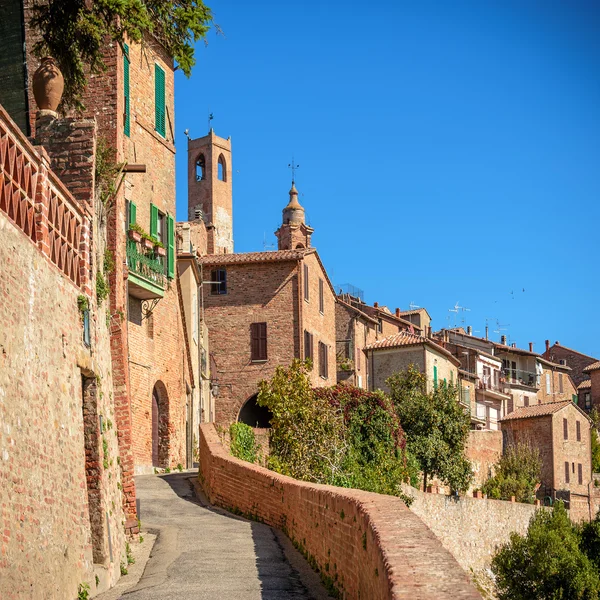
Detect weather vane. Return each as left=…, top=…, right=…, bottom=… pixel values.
left=208, top=111, right=214, bottom=132
left=288, top=157, right=300, bottom=184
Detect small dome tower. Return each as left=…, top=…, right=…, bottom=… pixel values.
left=275, top=182, right=314, bottom=250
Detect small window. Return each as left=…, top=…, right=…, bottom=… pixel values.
left=155, top=64, right=166, bottom=137
left=578, top=463, right=583, bottom=485
left=576, top=420, right=581, bottom=441
left=218, top=154, right=226, bottom=181
left=377, top=318, right=383, bottom=333
left=304, top=330, right=313, bottom=365
left=210, top=269, right=227, bottom=295
left=565, top=461, right=570, bottom=483
left=304, top=264, right=309, bottom=302
left=251, top=322, right=267, bottom=361
left=318, top=342, right=328, bottom=379
left=524, top=396, right=529, bottom=407
left=559, top=373, right=564, bottom=394
left=196, top=154, right=206, bottom=181
left=585, top=392, right=592, bottom=410
left=563, top=418, right=568, bottom=440
left=319, top=278, right=324, bottom=313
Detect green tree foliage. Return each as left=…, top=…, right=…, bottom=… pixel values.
left=590, top=409, right=600, bottom=474
left=257, top=361, right=417, bottom=500
left=481, top=442, right=542, bottom=503
left=492, top=502, right=600, bottom=600
left=30, top=0, right=213, bottom=110
left=229, top=423, right=260, bottom=464
left=579, top=510, right=600, bottom=573
left=257, top=360, right=347, bottom=484
left=387, top=366, right=472, bottom=493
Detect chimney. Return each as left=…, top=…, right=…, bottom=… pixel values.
left=501, top=335, right=507, bottom=345
left=511, top=342, right=517, bottom=348
left=545, top=340, right=550, bottom=353
left=374, top=302, right=378, bottom=308
left=485, top=326, right=489, bottom=340
left=529, top=342, right=534, bottom=352
left=395, top=308, right=400, bottom=318
left=427, top=326, right=432, bottom=339
left=467, top=326, right=472, bottom=336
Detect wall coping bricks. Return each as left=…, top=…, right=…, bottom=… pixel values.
left=198, top=423, right=481, bottom=600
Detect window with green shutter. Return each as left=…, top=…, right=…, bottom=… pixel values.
left=150, top=203, right=158, bottom=239
left=433, top=365, right=438, bottom=389
left=124, top=44, right=130, bottom=137
left=155, top=64, right=166, bottom=137
left=128, top=201, right=136, bottom=227
left=167, top=214, right=175, bottom=279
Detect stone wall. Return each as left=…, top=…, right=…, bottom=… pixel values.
left=466, top=430, right=503, bottom=489
left=198, top=423, right=481, bottom=600
left=400, top=485, right=539, bottom=573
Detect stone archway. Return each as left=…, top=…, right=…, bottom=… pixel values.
left=237, top=393, right=272, bottom=428
left=151, top=381, right=170, bottom=467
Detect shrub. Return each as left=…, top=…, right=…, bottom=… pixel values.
left=492, top=502, right=600, bottom=600
left=579, top=510, right=600, bottom=573
left=229, top=423, right=260, bottom=464
left=482, top=442, right=541, bottom=503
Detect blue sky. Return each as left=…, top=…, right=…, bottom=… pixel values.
left=174, top=0, right=600, bottom=358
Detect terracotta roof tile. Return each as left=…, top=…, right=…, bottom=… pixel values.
left=365, top=332, right=461, bottom=366
left=578, top=379, right=592, bottom=390
left=198, top=249, right=309, bottom=266
left=584, top=361, right=600, bottom=373
left=500, top=400, right=572, bottom=421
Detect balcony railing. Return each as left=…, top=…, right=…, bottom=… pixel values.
left=127, top=239, right=165, bottom=297
left=502, top=368, right=539, bottom=388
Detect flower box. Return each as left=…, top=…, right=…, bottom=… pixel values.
left=155, top=245, right=166, bottom=257
left=128, top=229, right=142, bottom=243
left=142, top=237, right=154, bottom=250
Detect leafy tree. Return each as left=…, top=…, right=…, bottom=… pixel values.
left=481, top=442, right=542, bottom=503
left=387, top=366, right=472, bottom=493
left=492, top=502, right=600, bottom=600
left=590, top=409, right=600, bottom=474
left=257, top=360, right=347, bottom=484
left=579, top=509, right=600, bottom=573
left=30, top=0, right=213, bottom=110
left=229, top=423, right=260, bottom=464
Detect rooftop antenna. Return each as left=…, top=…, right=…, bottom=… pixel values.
left=288, top=157, right=300, bottom=184
left=262, top=232, right=275, bottom=252
left=409, top=301, right=421, bottom=311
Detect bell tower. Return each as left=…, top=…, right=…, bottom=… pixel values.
left=275, top=183, right=314, bottom=250
left=187, top=130, right=233, bottom=255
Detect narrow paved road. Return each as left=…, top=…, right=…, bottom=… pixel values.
left=123, top=473, right=330, bottom=600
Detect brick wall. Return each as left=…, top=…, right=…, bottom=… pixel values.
left=198, top=423, right=481, bottom=600
left=466, top=430, right=503, bottom=489
left=538, top=367, right=577, bottom=404
left=369, top=346, right=425, bottom=393
left=543, top=343, right=598, bottom=388
left=400, top=484, right=540, bottom=573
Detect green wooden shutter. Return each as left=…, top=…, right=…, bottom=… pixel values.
left=167, top=214, right=175, bottom=279
left=433, top=365, right=438, bottom=389
left=150, top=203, right=158, bottom=239
left=155, top=64, right=166, bottom=137
left=128, top=201, right=136, bottom=227
left=124, top=44, right=130, bottom=137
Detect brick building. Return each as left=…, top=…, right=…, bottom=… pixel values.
left=191, top=134, right=337, bottom=424
left=365, top=331, right=460, bottom=394
left=582, top=361, right=600, bottom=412
left=0, top=105, right=128, bottom=596
left=399, top=307, right=432, bottom=336
left=500, top=401, right=594, bottom=521
left=543, top=340, right=598, bottom=388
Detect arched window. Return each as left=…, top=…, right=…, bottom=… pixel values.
left=217, top=154, right=227, bottom=182
left=195, top=154, right=206, bottom=181
left=238, top=393, right=272, bottom=428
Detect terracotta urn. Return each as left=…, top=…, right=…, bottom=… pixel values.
left=32, top=57, right=64, bottom=111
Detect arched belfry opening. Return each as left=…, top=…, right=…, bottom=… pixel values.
left=152, top=381, right=170, bottom=467
left=238, top=393, right=272, bottom=428
left=195, top=153, right=206, bottom=181
left=217, top=154, right=227, bottom=182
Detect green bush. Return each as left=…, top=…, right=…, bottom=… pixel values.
left=492, top=502, right=600, bottom=600
left=482, top=442, right=542, bottom=503
left=579, top=510, right=600, bottom=573
left=229, top=423, right=260, bottom=464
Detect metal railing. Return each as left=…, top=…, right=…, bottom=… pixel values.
left=126, top=239, right=166, bottom=288
left=502, top=368, right=539, bottom=388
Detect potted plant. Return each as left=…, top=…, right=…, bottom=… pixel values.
left=154, top=240, right=166, bottom=257
left=128, top=224, right=143, bottom=243
left=142, top=234, right=154, bottom=251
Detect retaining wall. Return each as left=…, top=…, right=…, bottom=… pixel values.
left=198, top=423, right=481, bottom=600
left=401, top=484, right=539, bottom=572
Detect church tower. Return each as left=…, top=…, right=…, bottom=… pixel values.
left=187, top=130, right=233, bottom=254
left=275, top=183, right=314, bottom=250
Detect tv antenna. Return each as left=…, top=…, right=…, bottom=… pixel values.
left=409, top=301, right=421, bottom=311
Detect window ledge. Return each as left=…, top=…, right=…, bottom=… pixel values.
left=251, top=359, right=268, bottom=364
left=320, top=375, right=328, bottom=380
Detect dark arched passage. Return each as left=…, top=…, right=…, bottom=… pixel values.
left=152, top=381, right=170, bottom=467
left=238, top=393, right=272, bottom=428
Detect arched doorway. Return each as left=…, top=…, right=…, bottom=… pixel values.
left=238, top=394, right=272, bottom=428
left=151, top=381, right=169, bottom=467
